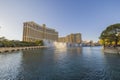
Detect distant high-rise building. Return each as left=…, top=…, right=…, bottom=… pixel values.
left=58, top=33, right=82, bottom=44
left=58, top=37, right=66, bottom=42
left=23, top=21, right=58, bottom=42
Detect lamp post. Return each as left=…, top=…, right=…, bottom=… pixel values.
left=115, top=32, right=119, bottom=47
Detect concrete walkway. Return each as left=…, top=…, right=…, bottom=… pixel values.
left=104, top=47, right=120, bottom=54
left=0, top=46, right=47, bottom=53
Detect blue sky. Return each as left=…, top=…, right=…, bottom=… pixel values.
left=0, top=0, right=120, bottom=42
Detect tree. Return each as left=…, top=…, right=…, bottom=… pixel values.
left=35, top=40, right=44, bottom=46
left=99, top=23, right=120, bottom=47
left=99, top=30, right=108, bottom=47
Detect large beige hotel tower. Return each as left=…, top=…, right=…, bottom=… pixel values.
left=58, top=33, right=82, bottom=44
left=23, top=21, right=58, bottom=42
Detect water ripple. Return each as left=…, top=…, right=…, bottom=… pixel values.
left=0, top=47, right=120, bottom=80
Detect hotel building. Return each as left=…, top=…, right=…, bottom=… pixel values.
left=23, top=21, right=58, bottom=42
left=58, top=33, right=82, bottom=44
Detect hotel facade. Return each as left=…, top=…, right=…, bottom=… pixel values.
left=58, top=33, right=82, bottom=44
left=23, top=21, right=58, bottom=42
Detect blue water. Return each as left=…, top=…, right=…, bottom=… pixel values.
left=0, top=47, right=120, bottom=80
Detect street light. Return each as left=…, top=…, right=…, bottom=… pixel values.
left=116, top=32, right=118, bottom=36
left=115, top=32, right=120, bottom=47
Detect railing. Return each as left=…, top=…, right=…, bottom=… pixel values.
left=0, top=46, right=47, bottom=53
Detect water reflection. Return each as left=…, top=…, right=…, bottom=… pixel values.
left=0, top=52, right=22, bottom=80
left=1, top=47, right=120, bottom=80
left=21, top=49, right=56, bottom=80
left=103, top=53, right=120, bottom=80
